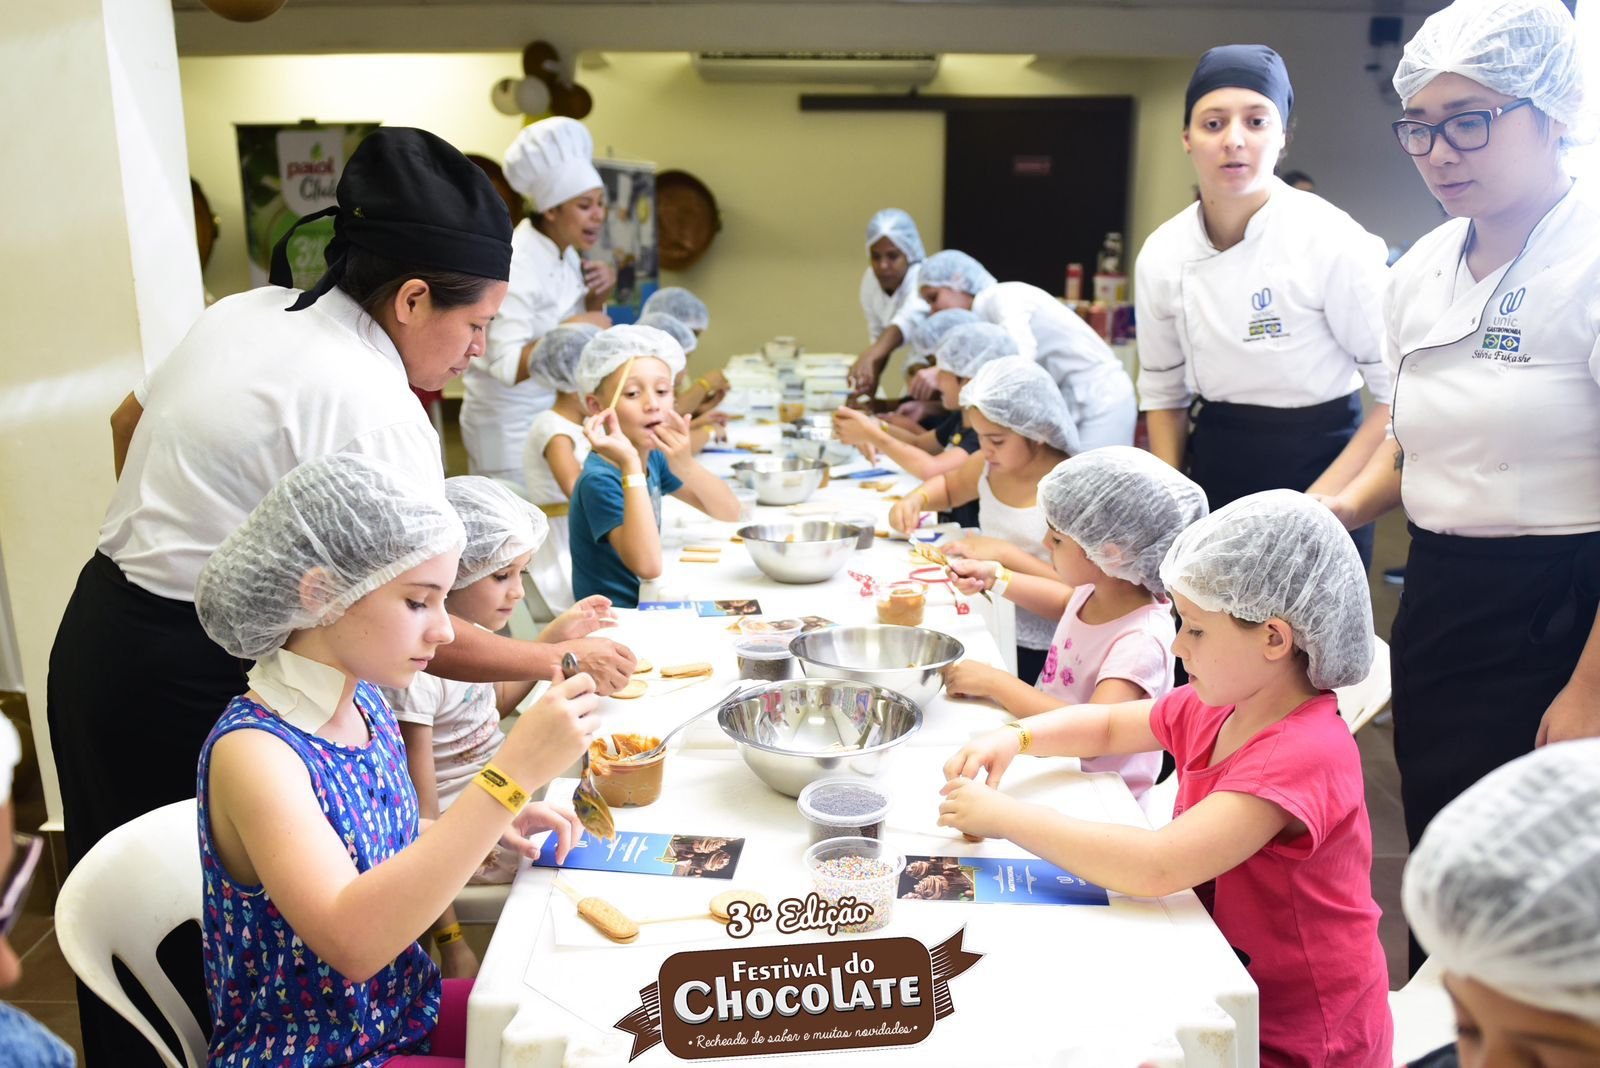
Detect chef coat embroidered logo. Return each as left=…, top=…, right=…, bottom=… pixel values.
left=1476, top=288, right=1529, bottom=363
left=1244, top=287, right=1289, bottom=343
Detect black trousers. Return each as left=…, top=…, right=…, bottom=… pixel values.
left=1391, top=524, right=1600, bottom=973
left=1186, top=392, right=1375, bottom=569
left=48, top=552, right=247, bottom=1066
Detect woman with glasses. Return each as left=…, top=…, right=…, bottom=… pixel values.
left=1135, top=44, right=1393, bottom=566
left=1319, top=0, right=1600, bottom=974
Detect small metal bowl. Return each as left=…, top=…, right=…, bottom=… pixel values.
left=731, top=457, right=827, bottom=506
left=788, top=625, right=965, bottom=709
left=737, top=522, right=864, bottom=584
left=787, top=436, right=857, bottom=467
left=716, top=678, right=922, bottom=796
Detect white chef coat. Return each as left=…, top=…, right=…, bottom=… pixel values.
left=100, top=286, right=443, bottom=602
left=460, top=219, right=587, bottom=482
left=1388, top=180, right=1600, bottom=538
left=860, top=261, right=929, bottom=345
left=1135, top=179, right=1393, bottom=412
left=972, top=281, right=1132, bottom=423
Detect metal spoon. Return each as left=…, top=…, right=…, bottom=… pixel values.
left=612, top=682, right=749, bottom=765
left=563, top=652, right=616, bottom=841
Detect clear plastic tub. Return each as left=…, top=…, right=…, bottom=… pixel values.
left=733, top=487, right=759, bottom=523
left=797, top=778, right=889, bottom=843
left=733, top=638, right=795, bottom=681
left=876, top=580, right=927, bottom=627
left=803, top=836, right=905, bottom=934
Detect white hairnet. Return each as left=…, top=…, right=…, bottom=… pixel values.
left=576, top=323, right=688, bottom=397
left=636, top=312, right=698, bottom=356
left=911, top=309, right=980, bottom=360
left=0, top=716, right=18, bottom=806
left=503, top=116, right=604, bottom=212
left=935, top=322, right=1018, bottom=379
left=1040, top=447, right=1209, bottom=597
left=865, top=208, right=926, bottom=263
left=640, top=287, right=709, bottom=331
left=1394, top=0, right=1591, bottom=142
left=1404, top=738, right=1600, bottom=1025
left=196, top=455, right=465, bottom=661
left=1159, top=490, right=1373, bottom=689
left=919, top=250, right=997, bottom=296
left=526, top=323, right=601, bottom=395
left=445, top=476, right=549, bottom=590
left=958, top=356, right=1080, bottom=455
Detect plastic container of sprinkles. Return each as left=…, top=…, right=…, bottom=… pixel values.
left=802, top=836, right=905, bottom=933
left=796, top=778, right=890, bottom=843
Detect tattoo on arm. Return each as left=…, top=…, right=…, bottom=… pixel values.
left=1393, top=446, right=1404, bottom=471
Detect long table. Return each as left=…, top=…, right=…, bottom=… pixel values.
left=465, top=426, right=1259, bottom=1066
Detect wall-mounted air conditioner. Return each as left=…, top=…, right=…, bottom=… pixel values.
left=692, top=51, right=941, bottom=86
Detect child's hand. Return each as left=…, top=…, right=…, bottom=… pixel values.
left=583, top=409, right=641, bottom=471
left=439, top=938, right=480, bottom=980
left=889, top=491, right=928, bottom=535
left=500, top=673, right=600, bottom=789
left=942, top=727, right=1025, bottom=788
left=944, top=535, right=1011, bottom=563
left=539, top=595, right=617, bottom=644
left=938, top=775, right=1018, bottom=840
left=651, top=409, right=695, bottom=464
left=942, top=659, right=1007, bottom=700
left=830, top=406, right=880, bottom=447
left=947, top=557, right=1000, bottom=596
left=501, top=800, right=587, bottom=865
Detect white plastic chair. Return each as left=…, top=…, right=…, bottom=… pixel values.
left=1336, top=635, right=1392, bottom=735
left=1389, top=956, right=1455, bottom=1065
left=55, top=799, right=207, bottom=1068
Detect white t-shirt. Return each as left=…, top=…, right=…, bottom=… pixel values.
left=384, top=674, right=503, bottom=809
left=976, top=469, right=1054, bottom=652
left=859, top=261, right=929, bottom=345
left=101, top=286, right=443, bottom=601
left=972, top=282, right=1131, bottom=421
left=521, top=409, right=589, bottom=508
left=1387, top=180, right=1600, bottom=537
left=460, top=221, right=587, bottom=479
left=1135, top=178, right=1393, bottom=412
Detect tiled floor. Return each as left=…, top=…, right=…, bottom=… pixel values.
left=2, top=416, right=1416, bottom=1060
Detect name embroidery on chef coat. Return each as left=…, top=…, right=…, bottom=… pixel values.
left=1242, top=287, right=1291, bottom=343
left=1474, top=287, right=1531, bottom=364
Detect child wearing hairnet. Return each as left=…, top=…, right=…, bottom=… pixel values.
left=942, top=490, right=1392, bottom=1067
left=192, top=454, right=601, bottom=1067
left=889, top=356, right=1080, bottom=682
left=523, top=323, right=602, bottom=613
left=1402, top=739, right=1600, bottom=1067
left=385, top=477, right=615, bottom=978
left=570, top=324, right=741, bottom=608
left=637, top=311, right=729, bottom=452
left=941, top=448, right=1208, bottom=801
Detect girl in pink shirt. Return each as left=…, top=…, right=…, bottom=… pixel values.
left=940, top=490, right=1392, bottom=1067
left=943, top=446, right=1208, bottom=798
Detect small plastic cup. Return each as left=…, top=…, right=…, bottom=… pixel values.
left=733, top=487, right=759, bottom=523
left=797, top=778, right=889, bottom=844
left=876, top=580, right=927, bottom=627
left=803, top=836, right=905, bottom=934
left=733, top=638, right=795, bottom=681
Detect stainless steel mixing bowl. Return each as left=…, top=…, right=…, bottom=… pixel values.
left=786, top=436, right=857, bottom=467
left=788, top=625, right=965, bottom=709
left=731, top=457, right=827, bottom=506
left=737, top=522, right=864, bottom=584
left=716, top=678, right=923, bottom=796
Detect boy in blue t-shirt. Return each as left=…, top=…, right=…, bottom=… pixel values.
left=569, top=324, right=741, bottom=607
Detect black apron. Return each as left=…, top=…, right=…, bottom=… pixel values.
left=1391, top=523, right=1600, bottom=971
left=1186, top=391, right=1374, bottom=568
left=48, top=551, right=247, bottom=1065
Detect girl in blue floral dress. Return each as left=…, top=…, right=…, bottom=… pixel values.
left=192, top=454, right=599, bottom=1066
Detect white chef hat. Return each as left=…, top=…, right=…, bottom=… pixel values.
left=0, top=716, right=19, bottom=806
left=576, top=324, right=688, bottom=397
left=503, top=117, right=605, bottom=213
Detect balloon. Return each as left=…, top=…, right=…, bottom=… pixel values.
left=550, top=82, right=593, bottom=120
left=200, top=0, right=287, bottom=20
left=491, top=77, right=521, bottom=116
left=514, top=77, right=552, bottom=117
left=522, top=41, right=560, bottom=82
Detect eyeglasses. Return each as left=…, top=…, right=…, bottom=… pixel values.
left=1392, top=98, right=1534, bottom=156
left=0, top=834, right=43, bottom=939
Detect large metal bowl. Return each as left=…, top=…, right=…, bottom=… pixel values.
left=717, top=678, right=923, bottom=796
left=731, top=457, right=827, bottom=506
left=738, top=522, right=864, bottom=584
left=788, top=625, right=965, bottom=709
left=786, top=436, right=857, bottom=467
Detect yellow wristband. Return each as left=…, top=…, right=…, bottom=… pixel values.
left=434, top=923, right=465, bottom=948
left=1007, top=721, right=1031, bottom=754
left=991, top=565, right=1012, bottom=597
left=911, top=489, right=930, bottom=511
left=621, top=472, right=648, bottom=490
left=695, top=376, right=713, bottom=393
left=475, top=763, right=528, bottom=814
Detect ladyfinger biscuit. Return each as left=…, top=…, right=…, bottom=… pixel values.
left=612, top=678, right=648, bottom=699
left=577, top=897, right=640, bottom=943
left=660, top=661, right=713, bottom=679
left=710, top=889, right=768, bottom=923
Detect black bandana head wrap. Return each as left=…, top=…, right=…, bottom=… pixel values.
left=269, top=127, right=513, bottom=312
left=1185, top=45, right=1294, bottom=127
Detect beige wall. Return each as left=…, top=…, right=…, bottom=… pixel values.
left=180, top=51, right=1193, bottom=377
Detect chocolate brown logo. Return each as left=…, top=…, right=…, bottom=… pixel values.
left=614, top=928, right=980, bottom=1060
